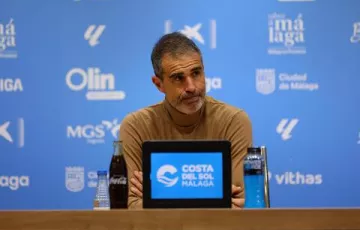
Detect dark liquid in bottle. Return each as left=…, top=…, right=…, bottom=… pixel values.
left=109, top=154, right=128, bottom=209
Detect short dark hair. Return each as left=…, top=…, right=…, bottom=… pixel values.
left=151, top=32, right=202, bottom=80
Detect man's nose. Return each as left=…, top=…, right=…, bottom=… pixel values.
left=184, top=76, right=196, bottom=92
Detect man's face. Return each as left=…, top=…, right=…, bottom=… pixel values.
left=154, top=52, right=206, bottom=115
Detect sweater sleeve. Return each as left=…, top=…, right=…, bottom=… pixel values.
left=225, top=110, right=253, bottom=199
left=119, top=113, right=143, bottom=209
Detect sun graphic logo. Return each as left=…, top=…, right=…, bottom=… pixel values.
left=156, top=164, right=179, bottom=187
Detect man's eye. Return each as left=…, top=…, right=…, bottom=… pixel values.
left=174, top=76, right=183, bottom=81
left=193, top=70, right=200, bottom=76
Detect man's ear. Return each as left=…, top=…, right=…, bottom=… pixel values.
left=151, top=75, right=165, bottom=93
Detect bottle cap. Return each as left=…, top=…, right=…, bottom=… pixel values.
left=247, top=147, right=261, bottom=154
left=113, top=140, right=123, bottom=146
left=97, top=170, right=107, bottom=176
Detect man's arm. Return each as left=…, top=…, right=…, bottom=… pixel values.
left=226, top=110, right=253, bottom=204
left=119, top=113, right=143, bottom=209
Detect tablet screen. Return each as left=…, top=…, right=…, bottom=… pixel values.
left=150, top=152, right=223, bottom=199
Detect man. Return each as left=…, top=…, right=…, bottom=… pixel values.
left=120, top=32, right=253, bottom=209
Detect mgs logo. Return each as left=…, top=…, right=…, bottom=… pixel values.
left=156, top=164, right=179, bottom=187
left=67, top=119, right=121, bottom=145
left=65, top=167, right=85, bottom=192
left=256, top=69, right=276, bottom=95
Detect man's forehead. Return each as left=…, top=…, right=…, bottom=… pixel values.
left=162, top=52, right=202, bottom=71
left=163, top=52, right=201, bottom=63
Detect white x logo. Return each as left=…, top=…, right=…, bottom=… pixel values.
left=180, top=23, right=205, bottom=44
left=0, top=121, right=13, bottom=143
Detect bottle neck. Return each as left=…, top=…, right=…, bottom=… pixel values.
left=113, top=142, right=123, bottom=156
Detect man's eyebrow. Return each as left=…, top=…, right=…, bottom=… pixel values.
left=169, top=72, right=184, bottom=79
left=168, top=66, right=203, bottom=79
left=191, top=66, right=203, bottom=72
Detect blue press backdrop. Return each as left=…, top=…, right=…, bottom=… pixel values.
left=0, top=0, right=359, bottom=210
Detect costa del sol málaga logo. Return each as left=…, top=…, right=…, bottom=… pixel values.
left=156, top=164, right=179, bottom=187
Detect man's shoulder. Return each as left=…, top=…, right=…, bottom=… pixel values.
left=121, top=100, right=164, bottom=126
left=205, top=96, right=252, bottom=142
left=205, top=96, right=249, bottom=121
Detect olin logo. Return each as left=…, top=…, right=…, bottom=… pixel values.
left=66, top=67, right=126, bottom=101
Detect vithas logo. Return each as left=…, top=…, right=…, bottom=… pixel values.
left=84, top=25, right=105, bottom=47
left=276, top=119, right=299, bottom=141
left=66, top=67, right=126, bottom=101
left=268, top=171, right=322, bottom=185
